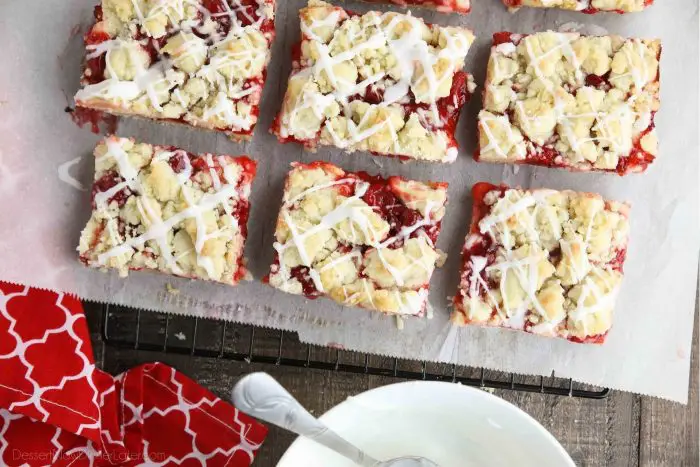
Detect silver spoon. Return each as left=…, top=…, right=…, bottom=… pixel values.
left=232, top=372, right=438, bottom=467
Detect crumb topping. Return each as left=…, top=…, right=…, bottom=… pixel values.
left=75, top=0, right=275, bottom=138
left=273, top=0, right=475, bottom=162
left=268, top=161, right=448, bottom=316
left=78, top=136, right=256, bottom=285
left=454, top=183, right=630, bottom=342
left=478, top=32, right=660, bottom=174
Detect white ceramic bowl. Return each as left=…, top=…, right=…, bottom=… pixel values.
left=277, top=381, right=574, bottom=467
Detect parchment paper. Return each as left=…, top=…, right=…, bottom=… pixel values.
left=0, top=0, right=697, bottom=403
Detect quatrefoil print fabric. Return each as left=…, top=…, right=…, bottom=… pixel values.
left=0, top=281, right=268, bottom=466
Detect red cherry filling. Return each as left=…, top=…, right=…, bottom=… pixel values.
left=67, top=107, right=118, bottom=134
left=290, top=266, right=321, bottom=298
left=585, top=73, right=608, bottom=88
left=167, top=150, right=188, bottom=173
left=492, top=31, right=514, bottom=45
left=91, top=171, right=130, bottom=209
left=361, top=181, right=428, bottom=245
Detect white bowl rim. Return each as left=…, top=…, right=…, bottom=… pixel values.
left=277, top=380, right=575, bottom=466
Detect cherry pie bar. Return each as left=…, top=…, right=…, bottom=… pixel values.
left=78, top=136, right=257, bottom=285
left=476, top=32, right=660, bottom=175
left=502, top=0, right=652, bottom=13
left=267, top=161, right=448, bottom=316
left=453, top=183, right=630, bottom=343
left=74, top=0, right=276, bottom=140
left=271, top=0, right=476, bottom=163
left=357, top=0, right=471, bottom=14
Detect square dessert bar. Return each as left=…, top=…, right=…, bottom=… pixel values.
left=453, top=183, right=630, bottom=343
left=357, top=0, right=471, bottom=14
left=502, top=0, right=652, bottom=13
left=267, top=161, right=448, bottom=316
left=78, top=136, right=257, bottom=285
left=477, top=32, right=660, bottom=174
left=271, top=0, right=476, bottom=163
left=74, top=0, right=276, bottom=140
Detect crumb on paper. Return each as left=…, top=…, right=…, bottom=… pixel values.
left=558, top=21, right=608, bottom=35
left=166, top=283, right=180, bottom=295
left=395, top=315, right=405, bottom=330
left=558, top=21, right=585, bottom=32
left=436, top=249, right=447, bottom=267
left=174, top=331, right=186, bottom=341
left=481, top=387, right=496, bottom=394
left=371, top=158, right=384, bottom=168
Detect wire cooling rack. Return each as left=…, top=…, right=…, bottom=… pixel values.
left=100, top=303, right=610, bottom=399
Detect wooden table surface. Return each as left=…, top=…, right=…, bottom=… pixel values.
left=86, top=304, right=698, bottom=467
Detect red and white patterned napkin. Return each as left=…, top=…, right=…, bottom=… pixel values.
left=0, top=281, right=268, bottom=466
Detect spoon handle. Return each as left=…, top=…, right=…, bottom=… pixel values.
left=232, top=372, right=379, bottom=467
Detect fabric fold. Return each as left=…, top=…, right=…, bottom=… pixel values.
left=0, top=282, right=267, bottom=466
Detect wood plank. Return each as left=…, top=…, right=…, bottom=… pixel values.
left=83, top=301, right=698, bottom=466
left=639, top=305, right=699, bottom=467
left=96, top=342, right=637, bottom=467
left=86, top=302, right=640, bottom=466
left=487, top=388, right=638, bottom=467
left=85, top=301, right=105, bottom=369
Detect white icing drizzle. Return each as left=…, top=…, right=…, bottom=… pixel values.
left=559, top=238, right=590, bottom=283
left=460, top=187, right=626, bottom=340
left=154, top=149, right=193, bottom=184
left=486, top=247, right=550, bottom=322
left=568, top=267, right=620, bottom=337
left=75, top=0, right=273, bottom=132
left=465, top=255, right=504, bottom=319
left=494, top=42, right=516, bottom=56
left=478, top=113, right=526, bottom=160
left=480, top=32, right=658, bottom=169
left=524, top=32, right=583, bottom=85
left=609, top=39, right=652, bottom=92
left=201, top=91, right=253, bottom=130
left=88, top=137, right=250, bottom=282
left=282, top=4, right=474, bottom=159
left=537, top=0, right=645, bottom=12
left=272, top=166, right=443, bottom=316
